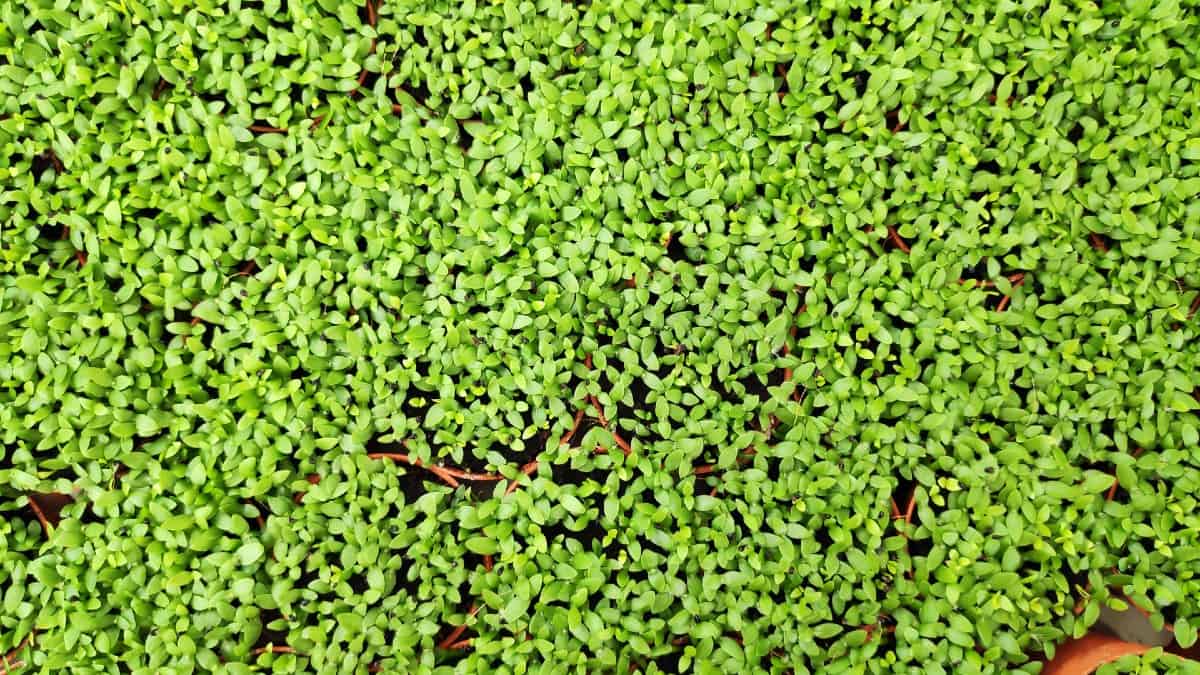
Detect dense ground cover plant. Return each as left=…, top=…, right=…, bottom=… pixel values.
left=1094, top=651, right=1200, bottom=675
left=2, top=0, right=1200, bottom=672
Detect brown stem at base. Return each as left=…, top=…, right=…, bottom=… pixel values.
left=887, top=226, right=911, bottom=254
left=367, top=453, right=460, bottom=488
left=248, top=125, right=287, bottom=134
left=232, top=260, right=258, bottom=277
left=152, top=78, right=171, bottom=100
left=561, top=408, right=585, bottom=447
left=995, top=273, right=1026, bottom=313
left=587, top=395, right=608, bottom=427
left=504, top=460, right=540, bottom=496
left=437, top=604, right=480, bottom=649
left=1, top=631, right=35, bottom=674
left=438, top=466, right=504, bottom=482
left=1106, top=447, right=1144, bottom=501
left=251, top=645, right=298, bottom=656
left=26, top=496, right=51, bottom=535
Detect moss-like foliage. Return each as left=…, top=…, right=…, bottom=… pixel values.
left=2, top=0, right=1200, bottom=672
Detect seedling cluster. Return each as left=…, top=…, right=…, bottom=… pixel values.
left=2, top=0, right=1199, bottom=672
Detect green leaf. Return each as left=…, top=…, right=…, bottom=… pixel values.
left=1081, top=470, right=1115, bottom=494
left=237, top=540, right=265, bottom=566
left=1176, top=619, right=1197, bottom=649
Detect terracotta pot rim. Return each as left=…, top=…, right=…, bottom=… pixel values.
left=1043, top=634, right=1150, bottom=675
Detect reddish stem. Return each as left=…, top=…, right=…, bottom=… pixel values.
left=483, top=555, right=493, bottom=571
left=886, top=226, right=911, bottom=254
left=437, top=604, right=479, bottom=649
left=1089, top=233, right=1109, bottom=252
left=560, top=408, right=585, bottom=447
left=367, top=453, right=460, bottom=488
left=446, top=639, right=472, bottom=650
left=588, top=395, right=608, bottom=427
left=26, top=496, right=51, bottom=534
left=0, top=632, right=34, bottom=675
left=1189, top=294, right=1200, bottom=321
left=504, top=460, right=539, bottom=496
left=152, top=78, right=171, bottom=100
left=1106, top=447, right=1144, bottom=501
left=251, top=645, right=298, bottom=656
left=611, top=431, right=633, bottom=456
left=995, top=274, right=1026, bottom=313
left=438, top=466, right=503, bottom=482
left=248, top=125, right=287, bottom=134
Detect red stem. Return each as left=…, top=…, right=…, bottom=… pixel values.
left=367, top=453, right=460, bottom=487
left=1107, top=447, right=1144, bottom=501
left=560, top=408, right=585, bottom=447
left=995, top=274, right=1026, bottom=313
left=437, top=604, right=479, bottom=649
left=588, top=395, right=607, bottom=426
left=26, top=496, right=51, bottom=534
left=438, top=466, right=503, bottom=482
left=1, top=632, right=34, bottom=673
left=248, top=125, right=287, bottom=134
left=886, top=226, right=911, bottom=254
left=1089, top=233, right=1108, bottom=252
left=504, top=460, right=540, bottom=496
left=251, top=645, right=298, bottom=656
left=611, top=431, right=633, bottom=456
